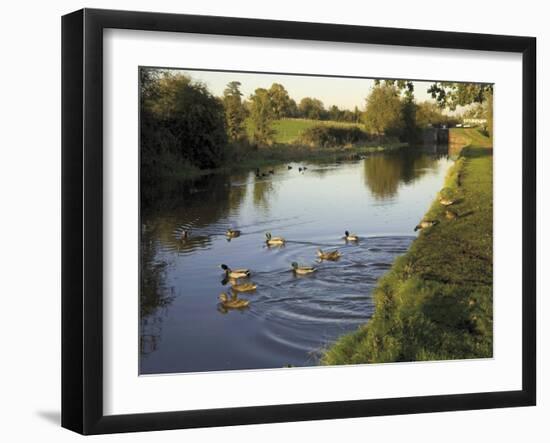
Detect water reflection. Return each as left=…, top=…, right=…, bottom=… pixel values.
left=139, top=147, right=453, bottom=373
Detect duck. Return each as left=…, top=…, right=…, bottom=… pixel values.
left=179, top=229, right=189, bottom=240
left=225, top=228, right=241, bottom=239
left=445, top=209, right=459, bottom=220
left=298, top=167, right=303, bottom=172
left=302, top=166, right=308, bottom=171
left=265, top=232, right=285, bottom=246
left=268, top=169, right=275, bottom=175
left=439, top=197, right=456, bottom=206
left=343, top=230, right=359, bottom=242
left=220, top=264, right=250, bottom=279
left=317, top=248, right=342, bottom=261
left=287, top=165, right=293, bottom=170
left=231, top=281, right=257, bottom=292
left=218, top=292, right=249, bottom=309
left=414, top=220, right=439, bottom=232
left=291, top=262, right=316, bottom=275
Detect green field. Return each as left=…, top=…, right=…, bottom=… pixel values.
left=246, top=118, right=363, bottom=144
left=323, top=128, right=493, bottom=364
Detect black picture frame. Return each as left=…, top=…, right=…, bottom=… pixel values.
left=62, top=8, right=536, bottom=435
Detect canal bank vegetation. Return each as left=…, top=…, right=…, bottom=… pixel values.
left=140, top=69, right=493, bottom=182
left=323, top=128, right=493, bottom=364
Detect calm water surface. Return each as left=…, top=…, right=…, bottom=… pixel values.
left=140, top=147, right=453, bottom=374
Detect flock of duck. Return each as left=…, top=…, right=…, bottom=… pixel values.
left=178, top=186, right=460, bottom=311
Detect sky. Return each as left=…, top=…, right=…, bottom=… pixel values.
left=160, top=68, right=439, bottom=111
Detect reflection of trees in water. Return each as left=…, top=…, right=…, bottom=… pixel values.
left=252, top=178, right=275, bottom=211
left=141, top=172, right=249, bottom=253
left=140, top=223, right=174, bottom=357
left=363, top=149, right=445, bottom=199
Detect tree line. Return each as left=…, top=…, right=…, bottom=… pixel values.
left=140, top=69, right=493, bottom=180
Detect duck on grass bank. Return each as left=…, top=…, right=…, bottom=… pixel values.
left=439, top=197, right=457, bottom=207
left=317, top=248, right=342, bottom=261
left=343, top=230, right=359, bottom=242
left=414, top=220, right=440, bottom=232
left=219, top=292, right=250, bottom=309
left=225, top=228, right=241, bottom=239
left=291, top=262, right=317, bottom=275
left=265, top=232, right=285, bottom=246
left=445, top=209, right=459, bottom=220
left=220, top=264, right=250, bottom=279
left=231, top=281, right=258, bottom=292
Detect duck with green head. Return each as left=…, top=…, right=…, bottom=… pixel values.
left=265, top=232, right=285, bottom=246
left=220, top=264, right=250, bottom=279
left=343, top=230, right=359, bottom=242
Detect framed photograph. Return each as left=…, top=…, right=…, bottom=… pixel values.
left=62, top=8, right=536, bottom=435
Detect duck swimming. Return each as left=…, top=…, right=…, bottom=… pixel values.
left=265, top=232, right=285, bottom=246
left=220, top=264, right=250, bottom=279
left=317, top=248, right=342, bottom=261
left=291, top=262, right=316, bottom=275
left=225, top=228, right=241, bottom=239
left=218, top=292, right=249, bottom=309
left=231, top=281, right=257, bottom=292
left=414, top=220, right=439, bottom=231
left=343, top=230, right=359, bottom=242
left=180, top=229, right=189, bottom=240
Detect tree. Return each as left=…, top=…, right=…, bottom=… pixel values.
left=249, top=88, right=275, bottom=144
left=268, top=83, right=292, bottom=118
left=140, top=71, right=227, bottom=177
left=428, top=82, right=493, bottom=110
left=363, top=83, right=404, bottom=136
left=223, top=81, right=247, bottom=141
left=328, top=105, right=342, bottom=121
left=298, top=97, right=325, bottom=120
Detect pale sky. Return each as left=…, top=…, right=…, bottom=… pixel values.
left=160, top=68, right=439, bottom=111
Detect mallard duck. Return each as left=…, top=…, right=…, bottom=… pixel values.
left=317, top=248, right=341, bottom=261
left=231, top=281, right=257, bottom=292
left=219, top=293, right=249, bottom=309
left=414, top=220, right=439, bottom=231
left=343, top=230, right=359, bottom=242
left=220, top=264, right=250, bottom=279
left=439, top=197, right=456, bottom=206
left=225, top=228, right=241, bottom=238
left=291, top=262, right=316, bottom=275
left=445, top=209, right=458, bottom=220
left=265, top=232, right=285, bottom=246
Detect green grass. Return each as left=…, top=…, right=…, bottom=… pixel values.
left=322, top=128, right=493, bottom=365
left=246, top=118, right=363, bottom=144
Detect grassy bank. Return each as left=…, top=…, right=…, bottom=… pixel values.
left=323, top=129, right=493, bottom=364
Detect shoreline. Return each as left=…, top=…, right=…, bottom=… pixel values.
left=148, top=141, right=408, bottom=182
left=322, top=129, right=493, bottom=365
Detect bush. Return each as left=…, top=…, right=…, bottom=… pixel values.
left=298, top=125, right=370, bottom=148
left=140, top=70, right=228, bottom=181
